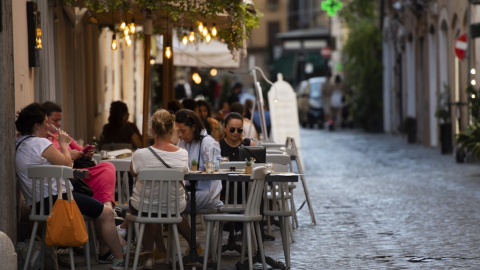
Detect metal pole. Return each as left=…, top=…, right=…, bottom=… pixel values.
left=467, top=2, right=471, bottom=125
left=142, top=16, right=152, bottom=147
left=251, top=68, right=269, bottom=141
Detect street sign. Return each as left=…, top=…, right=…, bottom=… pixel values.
left=454, top=34, right=467, bottom=60
left=321, top=46, right=332, bottom=59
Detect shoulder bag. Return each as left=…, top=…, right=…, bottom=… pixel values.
left=45, top=167, right=89, bottom=247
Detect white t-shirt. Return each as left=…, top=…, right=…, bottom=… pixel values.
left=331, top=89, right=343, bottom=108
left=15, top=135, right=72, bottom=206
left=130, top=147, right=189, bottom=214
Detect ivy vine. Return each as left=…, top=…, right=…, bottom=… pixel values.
left=61, top=0, right=261, bottom=55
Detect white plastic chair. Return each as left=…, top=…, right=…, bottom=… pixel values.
left=263, top=163, right=292, bottom=268
left=25, top=165, right=94, bottom=270
left=203, top=166, right=268, bottom=270
left=101, top=159, right=131, bottom=210
left=266, top=154, right=298, bottom=229
left=124, top=168, right=185, bottom=270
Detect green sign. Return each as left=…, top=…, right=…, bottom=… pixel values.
left=321, top=0, right=343, bottom=17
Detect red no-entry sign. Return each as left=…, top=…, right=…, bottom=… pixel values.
left=455, top=34, right=467, bottom=60
left=321, top=46, right=332, bottom=59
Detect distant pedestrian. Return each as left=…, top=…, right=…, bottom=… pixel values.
left=330, top=75, right=346, bottom=128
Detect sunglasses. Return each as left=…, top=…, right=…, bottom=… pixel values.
left=229, top=127, right=244, bottom=134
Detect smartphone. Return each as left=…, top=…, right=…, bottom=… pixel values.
left=82, top=145, right=94, bottom=154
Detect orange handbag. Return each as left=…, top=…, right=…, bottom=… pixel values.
left=45, top=197, right=88, bottom=247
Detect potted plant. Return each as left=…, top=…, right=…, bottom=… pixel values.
left=456, top=84, right=480, bottom=161
left=435, top=83, right=452, bottom=154
left=191, top=159, right=199, bottom=171
left=244, top=157, right=255, bottom=174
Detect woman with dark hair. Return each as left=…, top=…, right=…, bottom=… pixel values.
left=15, top=103, right=127, bottom=269
left=197, top=100, right=222, bottom=141
left=174, top=109, right=223, bottom=211
left=41, top=101, right=117, bottom=210
left=100, top=101, right=142, bottom=150
left=219, top=112, right=256, bottom=161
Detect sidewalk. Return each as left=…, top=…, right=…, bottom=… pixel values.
left=70, top=216, right=290, bottom=270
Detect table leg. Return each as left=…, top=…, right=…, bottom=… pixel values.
left=183, top=180, right=204, bottom=265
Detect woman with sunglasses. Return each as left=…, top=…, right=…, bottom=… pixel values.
left=219, top=112, right=256, bottom=161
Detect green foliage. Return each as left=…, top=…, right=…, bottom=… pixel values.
left=340, top=0, right=383, bottom=130
left=456, top=85, right=480, bottom=157
left=435, top=83, right=451, bottom=124
left=61, top=0, right=261, bottom=55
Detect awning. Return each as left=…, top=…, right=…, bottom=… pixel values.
left=154, top=33, right=240, bottom=69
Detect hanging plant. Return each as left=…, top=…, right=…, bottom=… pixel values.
left=61, top=0, right=261, bottom=55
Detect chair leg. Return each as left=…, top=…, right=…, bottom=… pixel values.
left=289, top=193, right=299, bottom=229
left=40, top=224, right=46, bottom=270
left=254, top=222, right=267, bottom=270
left=124, top=221, right=134, bottom=270
left=132, top=224, right=146, bottom=270
left=172, top=224, right=184, bottom=270
left=203, top=221, right=212, bottom=270
left=69, top=247, right=75, bottom=270
left=84, top=220, right=91, bottom=270
left=279, top=217, right=290, bottom=268
left=216, top=221, right=224, bottom=270
left=245, top=223, right=253, bottom=270
left=24, top=222, right=39, bottom=270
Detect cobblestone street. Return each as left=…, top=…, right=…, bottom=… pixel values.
left=78, top=128, right=480, bottom=269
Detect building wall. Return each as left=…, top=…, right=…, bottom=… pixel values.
left=13, top=0, right=35, bottom=109
left=383, top=0, right=474, bottom=149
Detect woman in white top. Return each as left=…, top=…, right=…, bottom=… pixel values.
left=129, top=109, right=193, bottom=268
left=174, top=109, right=223, bottom=211
left=15, top=103, right=126, bottom=269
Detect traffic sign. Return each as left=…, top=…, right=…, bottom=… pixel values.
left=321, top=46, right=332, bottom=59
left=455, top=34, right=467, bottom=60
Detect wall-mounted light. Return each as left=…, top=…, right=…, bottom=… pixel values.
left=111, top=33, right=118, bottom=50
left=471, top=68, right=476, bottom=75
left=211, top=24, right=217, bottom=37
left=27, top=1, right=41, bottom=67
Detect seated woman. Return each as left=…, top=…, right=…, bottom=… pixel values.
left=174, top=109, right=223, bottom=211
left=229, top=102, right=258, bottom=142
left=41, top=101, right=117, bottom=210
left=15, top=103, right=126, bottom=269
left=219, top=112, right=256, bottom=161
left=100, top=101, right=142, bottom=150
left=197, top=100, right=223, bottom=141
left=128, top=109, right=194, bottom=269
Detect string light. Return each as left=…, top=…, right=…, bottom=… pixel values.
left=189, top=26, right=195, bottom=43
left=192, top=72, right=202, bottom=84
left=124, top=27, right=129, bottom=36
left=211, top=24, right=217, bottom=37
left=198, top=21, right=203, bottom=32
left=120, top=21, right=126, bottom=30
left=165, top=46, right=172, bottom=59
left=202, top=25, right=208, bottom=37
left=111, top=33, right=117, bottom=50
left=206, top=33, right=211, bottom=43
left=210, top=68, right=217, bottom=76
left=125, top=35, right=132, bottom=47
left=129, top=19, right=136, bottom=34
left=182, top=34, right=188, bottom=45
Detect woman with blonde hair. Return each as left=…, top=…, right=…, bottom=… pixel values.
left=129, top=109, right=193, bottom=269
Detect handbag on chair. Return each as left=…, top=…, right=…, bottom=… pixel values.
left=45, top=170, right=89, bottom=247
